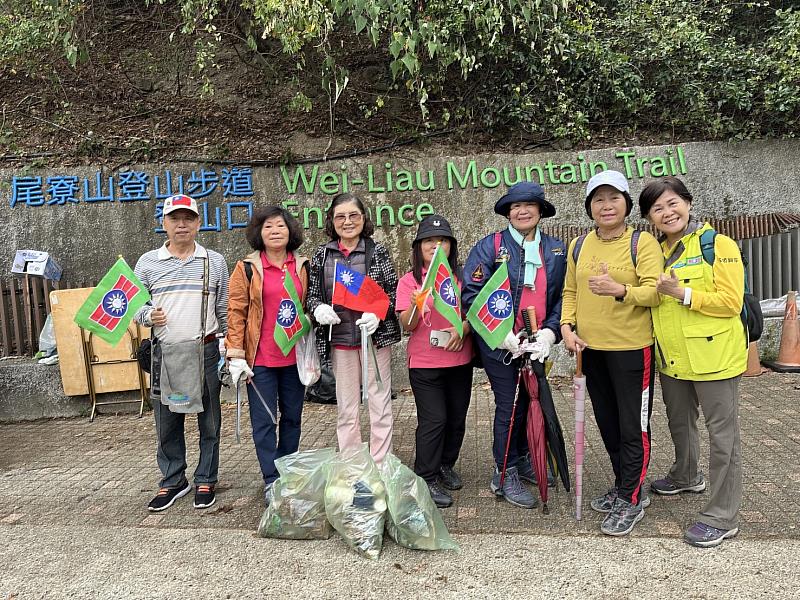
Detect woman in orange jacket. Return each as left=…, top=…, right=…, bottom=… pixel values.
left=226, top=206, right=309, bottom=505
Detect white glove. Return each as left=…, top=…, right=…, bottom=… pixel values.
left=314, top=304, right=341, bottom=326
left=356, top=312, right=380, bottom=336
left=228, top=358, right=254, bottom=386
left=499, top=331, right=521, bottom=353
left=532, top=328, right=556, bottom=361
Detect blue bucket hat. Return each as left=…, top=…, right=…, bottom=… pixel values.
left=493, top=181, right=556, bottom=218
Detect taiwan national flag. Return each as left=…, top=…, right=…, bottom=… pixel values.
left=273, top=271, right=310, bottom=356
left=466, top=261, right=514, bottom=350
left=74, top=258, right=151, bottom=346
left=332, top=263, right=390, bottom=320
left=423, top=244, right=463, bottom=337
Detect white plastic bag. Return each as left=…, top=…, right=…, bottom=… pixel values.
left=324, top=444, right=387, bottom=560
left=258, top=447, right=335, bottom=540
left=380, top=454, right=458, bottom=551
left=295, top=328, right=321, bottom=386
left=38, top=314, right=57, bottom=358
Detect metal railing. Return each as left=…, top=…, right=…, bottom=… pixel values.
left=0, top=277, right=96, bottom=358
left=741, top=229, right=800, bottom=300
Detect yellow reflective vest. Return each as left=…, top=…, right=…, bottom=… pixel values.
left=652, top=223, right=747, bottom=381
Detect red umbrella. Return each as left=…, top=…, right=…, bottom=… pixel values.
left=523, top=359, right=549, bottom=512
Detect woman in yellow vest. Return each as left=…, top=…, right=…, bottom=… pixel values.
left=638, top=176, right=747, bottom=548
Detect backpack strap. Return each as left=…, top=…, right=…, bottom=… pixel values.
left=571, top=233, right=589, bottom=265
left=244, top=261, right=253, bottom=282
left=572, top=230, right=639, bottom=267
left=494, top=231, right=502, bottom=258
left=630, top=229, right=641, bottom=268
left=700, top=229, right=717, bottom=266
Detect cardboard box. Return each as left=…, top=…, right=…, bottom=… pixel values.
left=11, top=250, right=63, bottom=281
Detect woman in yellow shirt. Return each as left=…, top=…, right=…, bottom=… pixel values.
left=638, top=176, right=746, bottom=548
left=560, top=170, right=663, bottom=537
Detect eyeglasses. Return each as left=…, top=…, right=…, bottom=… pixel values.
left=333, top=212, right=363, bottom=224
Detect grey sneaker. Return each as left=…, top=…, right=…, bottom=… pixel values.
left=684, top=521, right=739, bottom=548
left=490, top=466, right=538, bottom=509
left=592, top=488, right=651, bottom=513
left=517, top=455, right=556, bottom=488
left=651, top=474, right=706, bottom=496
left=591, top=487, right=618, bottom=513
left=601, top=497, right=645, bottom=536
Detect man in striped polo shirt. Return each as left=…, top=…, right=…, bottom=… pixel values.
left=134, top=194, right=229, bottom=512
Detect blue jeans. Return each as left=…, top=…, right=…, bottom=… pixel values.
left=247, top=365, right=305, bottom=486
left=482, top=354, right=530, bottom=469
left=152, top=342, right=222, bottom=488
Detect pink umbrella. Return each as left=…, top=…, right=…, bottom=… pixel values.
left=574, top=350, right=587, bottom=521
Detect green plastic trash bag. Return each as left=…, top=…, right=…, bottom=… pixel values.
left=380, top=453, right=459, bottom=551
left=257, top=447, right=336, bottom=540
left=324, top=444, right=387, bottom=559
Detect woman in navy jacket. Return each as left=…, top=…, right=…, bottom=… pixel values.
left=462, top=181, right=567, bottom=509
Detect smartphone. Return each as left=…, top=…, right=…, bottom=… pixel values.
left=429, top=329, right=452, bottom=348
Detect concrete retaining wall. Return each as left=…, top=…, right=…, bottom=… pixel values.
left=2, top=139, right=799, bottom=417
left=3, top=140, right=799, bottom=283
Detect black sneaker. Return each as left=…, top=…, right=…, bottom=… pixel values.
left=193, top=484, right=216, bottom=509
left=651, top=474, right=706, bottom=496
left=147, top=480, right=191, bottom=512
left=438, top=465, right=463, bottom=490
left=427, top=480, right=453, bottom=508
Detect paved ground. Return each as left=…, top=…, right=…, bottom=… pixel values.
left=2, top=371, right=800, bottom=598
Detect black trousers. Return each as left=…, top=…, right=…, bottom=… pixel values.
left=583, top=346, right=655, bottom=504
left=409, top=363, right=474, bottom=482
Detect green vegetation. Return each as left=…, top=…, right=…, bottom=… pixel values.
left=1, top=1, right=798, bottom=142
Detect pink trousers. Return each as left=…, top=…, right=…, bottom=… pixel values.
left=331, top=345, right=393, bottom=464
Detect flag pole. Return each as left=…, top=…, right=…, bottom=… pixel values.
left=406, top=242, right=440, bottom=326
left=329, top=259, right=338, bottom=342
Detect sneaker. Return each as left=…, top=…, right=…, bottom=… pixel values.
left=601, top=497, right=644, bottom=536
left=264, top=482, right=274, bottom=506
left=591, top=487, right=618, bottom=513
left=490, top=467, right=538, bottom=509
left=438, top=465, right=463, bottom=491
left=517, top=455, right=556, bottom=488
left=592, top=488, right=651, bottom=513
left=147, top=480, right=191, bottom=512
left=651, top=474, right=706, bottom=496
left=683, top=521, right=739, bottom=548
left=193, top=484, right=216, bottom=509
left=427, top=480, right=454, bottom=508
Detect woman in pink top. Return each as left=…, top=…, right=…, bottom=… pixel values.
left=396, top=215, right=473, bottom=508
left=226, top=206, right=309, bottom=505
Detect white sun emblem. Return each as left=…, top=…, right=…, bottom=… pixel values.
left=102, top=290, right=128, bottom=316
left=277, top=300, right=297, bottom=326
left=440, top=278, right=457, bottom=306
left=487, top=290, right=512, bottom=318
left=340, top=270, right=355, bottom=286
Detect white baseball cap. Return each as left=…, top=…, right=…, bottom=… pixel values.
left=585, top=170, right=630, bottom=199
left=163, top=194, right=199, bottom=216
